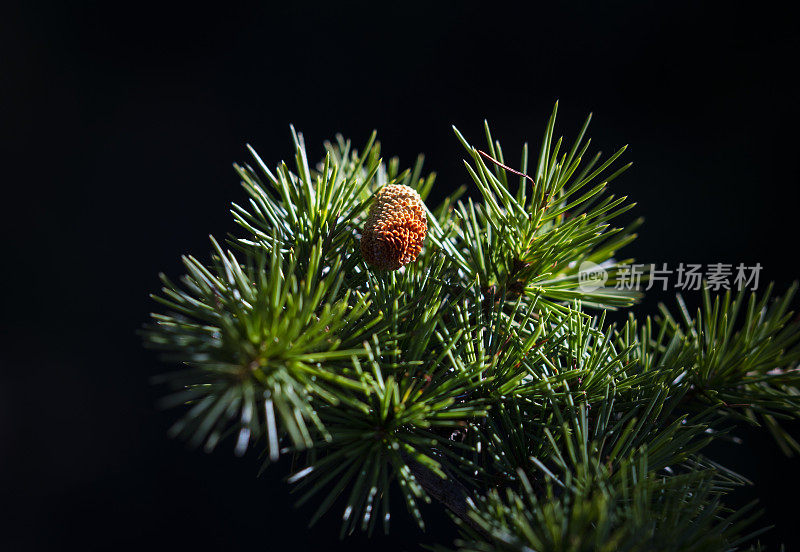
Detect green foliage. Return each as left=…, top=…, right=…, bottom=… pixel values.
left=145, top=237, right=379, bottom=459
left=443, top=454, right=762, bottom=552
left=143, top=104, right=800, bottom=550
left=436, top=103, right=643, bottom=313
left=290, top=333, right=487, bottom=536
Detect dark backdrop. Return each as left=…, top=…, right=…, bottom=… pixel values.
left=2, top=1, right=800, bottom=550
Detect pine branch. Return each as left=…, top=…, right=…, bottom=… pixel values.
left=145, top=236, right=380, bottom=459
left=143, top=106, right=800, bottom=550
left=445, top=103, right=641, bottom=314
left=618, top=285, right=800, bottom=453
left=436, top=402, right=762, bottom=552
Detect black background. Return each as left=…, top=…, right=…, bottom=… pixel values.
left=3, top=1, right=800, bottom=550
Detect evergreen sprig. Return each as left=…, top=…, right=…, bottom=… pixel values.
left=144, top=104, right=800, bottom=550
left=145, top=236, right=380, bottom=459
left=436, top=102, right=643, bottom=315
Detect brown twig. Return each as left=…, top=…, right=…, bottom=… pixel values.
left=400, top=451, right=485, bottom=534
left=477, top=149, right=535, bottom=186
left=477, top=149, right=550, bottom=211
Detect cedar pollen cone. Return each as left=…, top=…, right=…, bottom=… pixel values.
left=360, top=184, right=427, bottom=270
